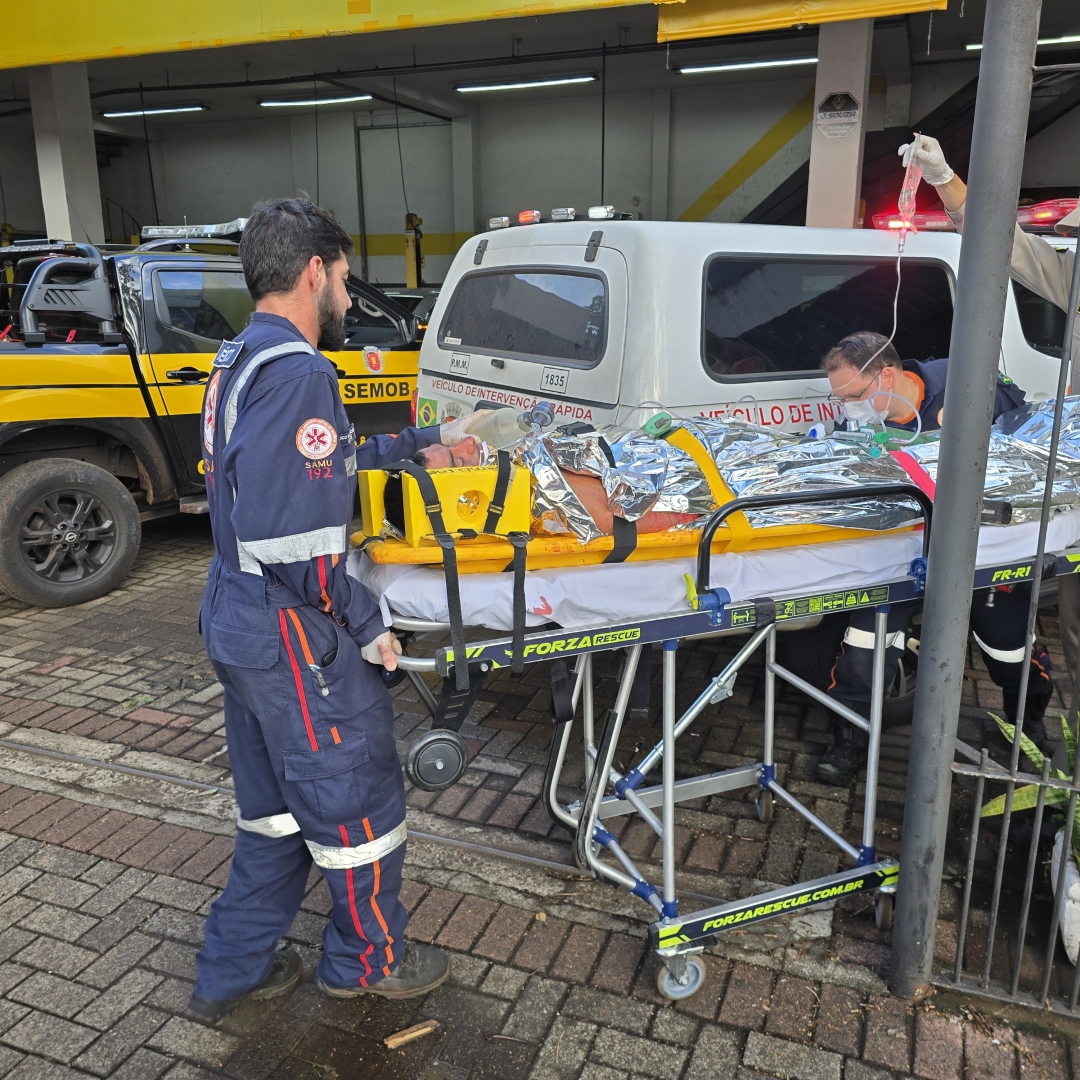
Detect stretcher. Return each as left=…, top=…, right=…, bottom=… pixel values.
left=350, top=489, right=1080, bottom=1000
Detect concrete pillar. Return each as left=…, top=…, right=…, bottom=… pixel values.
left=876, top=22, right=913, bottom=129
left=452, top=111, right=481, bottom=236
left=805, top=19, right=873, bottom=228
left=28, top=63, right=104, bottom=244
left=650, top=88, right=671, bottom=221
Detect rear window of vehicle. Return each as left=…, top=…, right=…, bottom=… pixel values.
left=439, top=269, right=606, bottom=366
left=702, top=257, right=954, bottom=381
left=1013, top=280, right=1067, bottom=357
left=157, top=270, right=255, bottom=341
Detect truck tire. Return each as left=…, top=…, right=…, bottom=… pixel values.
left=0, top=459, right=141, bottom=608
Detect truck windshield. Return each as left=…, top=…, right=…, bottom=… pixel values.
left=158, top=270, right=255, bottom=341
left=701, top=257, right=954, bottom=381
left=439, top=269, right=606, bottom=366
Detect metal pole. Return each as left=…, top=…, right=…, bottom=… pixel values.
left=890, top=0, right=1043, bottom=999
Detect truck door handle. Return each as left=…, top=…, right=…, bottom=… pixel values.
left=166, top=367, right=210, bottom=383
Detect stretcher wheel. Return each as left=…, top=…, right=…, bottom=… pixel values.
left=756, top=789, right=774, bottom=824
left=406, top=730, right=469, bottom=792
left=380, top=665, right=408, bottom=688
left=875, top=891, right=894, bottom=932
left=656, top=955, right=705, bottom=1000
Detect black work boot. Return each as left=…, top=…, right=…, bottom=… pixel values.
left=316, top=942, right=450, bottom=1000
left=188, top=947, right=302, bottom=1024
left=816, top=735, right=868, bottom=787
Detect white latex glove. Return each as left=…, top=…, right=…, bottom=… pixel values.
left=440, top=413, right=482, bottom=446
left=360, top=630, right=402, bottom=670
left=897, top=134, right=954, bottom=187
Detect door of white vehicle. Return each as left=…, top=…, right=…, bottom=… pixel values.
left=424, top=244, right=627, bottom=428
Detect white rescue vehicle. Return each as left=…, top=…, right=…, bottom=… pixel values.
left=415, top=207, right=1075, bottom=433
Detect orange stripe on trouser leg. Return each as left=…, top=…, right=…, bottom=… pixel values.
left=339, top=827, right=374, bottom=983
left=363, top=817, right=395, bottom=969
left=278, top=609, right=319, bottom=752
left=285, top=608, right=317, bottom=667
left=331, top=727, right=341, bottom=744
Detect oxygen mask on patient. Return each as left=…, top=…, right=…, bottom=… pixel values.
left=840, top=386, right=923, bottom=453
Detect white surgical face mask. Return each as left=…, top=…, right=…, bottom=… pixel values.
left=842, top=397, right=889, bottom=427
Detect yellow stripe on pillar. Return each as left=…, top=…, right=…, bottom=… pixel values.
left=677, top=88, right=814, bottom=223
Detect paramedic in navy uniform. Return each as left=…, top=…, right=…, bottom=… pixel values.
left=815, top=331, right=1047, bottom=786
left=189, top=198, right=471, bottom=1022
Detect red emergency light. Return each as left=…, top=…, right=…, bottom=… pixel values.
left=517, top=210, right=542, bottom=225
left=871, top=209, right=955, bottom=232
left=872, top=197, right=1079, bottom=235
left=1016, top=197, right=1078, bottom=232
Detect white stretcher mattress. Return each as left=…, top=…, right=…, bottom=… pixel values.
left=349, top=508, right=1080, bottom=632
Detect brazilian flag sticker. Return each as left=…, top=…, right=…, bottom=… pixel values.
left=417, top=398, right=438, bottom=427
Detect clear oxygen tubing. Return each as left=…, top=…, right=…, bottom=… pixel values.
left=847, top=388, right=923, bottom=445
left=820, top=137, right=924, bottom=401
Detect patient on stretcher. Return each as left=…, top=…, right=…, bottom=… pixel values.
left=412, top=436, right=699, bottom=537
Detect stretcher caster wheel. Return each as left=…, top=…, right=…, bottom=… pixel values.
left=756, top=789, right=773, bottom=824
left=406, top=730, right=469, bottom=792
left=656, top=956, right=705, bottom=1000
left=875, top=891, right=894, bottom=932
left=380, top=665, right=408, bottom=688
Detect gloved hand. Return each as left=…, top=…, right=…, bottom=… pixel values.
left=440, top=413, right=483, bottom=446
left=360, top=630, right=402, bottom=670
left=897, top=134, right=954, bottom=187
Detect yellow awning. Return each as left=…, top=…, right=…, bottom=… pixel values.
left=657, top=0, right=946, bottom=43
left=5, top=0, right=949, bottom=71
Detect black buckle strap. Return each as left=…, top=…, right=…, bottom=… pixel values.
left=386, top=459, right=470, bottom=691
left=506, top=531, right=531, bottom=674
left=483, top=450, right=513, bottom=535
left=605, top=514, right=637, bottom=564
left=753, top=597, right=776, bottom=628
left=549, top=658, right=574, bottom=725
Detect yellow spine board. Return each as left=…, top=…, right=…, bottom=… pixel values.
left=358, top=464, right=531, bottom=546
left=353, top=521, right=916, bottom=574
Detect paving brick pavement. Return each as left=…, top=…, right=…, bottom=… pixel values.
left=0, top=511, right=1070, bottom=1075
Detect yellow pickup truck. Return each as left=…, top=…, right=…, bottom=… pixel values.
left=0, top=234, right=420, bottom=607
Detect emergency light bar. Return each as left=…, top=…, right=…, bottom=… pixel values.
left=551, top=208, right=577, bottom=221
left=517, top=210, right=542, bottom=225
left=1016, top=198, right=1079, bottom=232
left=141, top=218, right=248, bottom=240
left=588, top=206, right=616, bottom=220
left=488, top=217, right=511, bottom=230
left=871, top=198, right=1079, bottom=235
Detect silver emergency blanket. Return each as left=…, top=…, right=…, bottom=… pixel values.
left=897, top=398, right=1080, bottom=523
left=520, top=418, right=923, bottom=543
left=518, top=403, right=1080, bottom=542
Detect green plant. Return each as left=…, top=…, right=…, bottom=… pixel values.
left=980, top=714, right=1080, bottom=862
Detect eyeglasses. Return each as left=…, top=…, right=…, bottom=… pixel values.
left=828, top=375, right=879, bottom=407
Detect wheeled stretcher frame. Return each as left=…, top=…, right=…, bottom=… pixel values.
left=390, top=484, right=1068, bottom=1000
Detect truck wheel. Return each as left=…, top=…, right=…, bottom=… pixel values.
left=0, top=459, right=141, bottom=608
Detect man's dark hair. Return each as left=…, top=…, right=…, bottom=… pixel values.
left=239, top=197, right=354, bottom=300
left=821, top=331, right=901, bottom=378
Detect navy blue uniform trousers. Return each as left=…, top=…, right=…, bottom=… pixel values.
left=194, top=569, right=407, bottom=1000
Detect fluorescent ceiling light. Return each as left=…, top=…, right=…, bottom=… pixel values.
left=456, top=74, right=596, bottom=93
left=967, top=33, right=1080, bottom=50
left=259, top=94, right=372, bottom=107
left=678, top=56, right=818, bottom=74
left=102, top=105, right=204, bottom=117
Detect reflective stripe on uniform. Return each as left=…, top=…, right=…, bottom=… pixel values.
left=972, top=631, right=1026, bottom=665
left=305, top=820, right=407, bottom=870
left=842, top=627, right=906, bottom=651
left=236, top=811, right=301, bottom=837
left=236, top=525, right=348, bottom=575
left=345, top=452, right=357, bottom=477
left=223, top=342, right=317, bottom=445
